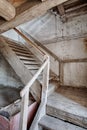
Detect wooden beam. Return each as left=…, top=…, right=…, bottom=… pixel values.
left=0, top=0, right=69, bottom=34
left=66, top=3, right=87, bottom=13
left=8, top=0, right=27, bottom=7
left=0, top=0, right=16, bottom=21
left=57, top=4, right=66, bottom=22
left=65, top=6, right=87, bottom=20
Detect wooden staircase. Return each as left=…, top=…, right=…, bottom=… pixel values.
left=39, top=88, right=87, bottom=130
left=0, top=32, right=87, bottom=130
left=0, top=36, right=57, bottom=102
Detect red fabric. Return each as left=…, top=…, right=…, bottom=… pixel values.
left=10, top=102, right=38, bottom=130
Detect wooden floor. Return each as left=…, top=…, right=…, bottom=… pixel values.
left=57, top=86, right=87, bottom=107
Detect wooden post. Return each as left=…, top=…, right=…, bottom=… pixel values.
left=41, top=56, right=50, bottom=114
left=19, top=90, right=29, bottom=130
left=59, top=62, right=64, bottom=85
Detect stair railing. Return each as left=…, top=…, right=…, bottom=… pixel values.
left=14, top=28, right=50, bottom=130
left=16, top=28, right=63, bottom=84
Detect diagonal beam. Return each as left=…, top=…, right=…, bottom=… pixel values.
left=0, top=0, right=69, bottom=34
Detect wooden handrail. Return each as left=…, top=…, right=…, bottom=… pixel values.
left=14, top=28, right=47, bottom=57
left=18, top=29, right=87, bottom=64
left=20, top=58, right=49, bottom=97
left=14, top=28, right=50, bottom=130
left=19, top=28, right=62, bottom=63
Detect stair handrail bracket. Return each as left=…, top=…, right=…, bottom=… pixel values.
left=14, top=28, right=50, bottom=130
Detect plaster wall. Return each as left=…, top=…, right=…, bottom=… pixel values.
left=0, top=53, right=23, bottom=88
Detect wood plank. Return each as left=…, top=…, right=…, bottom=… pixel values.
left=57, top=4, right=66, bottom=22
left=39, top=115, right=86, bottom=130
left=12, top=48, right=33, bottom=55
left=0, top=0, right=16, bottom=21
left=66, top=3, right=87, bottom=13
left=65, top=6, right=87, bottom=20
left=7, top=41, right=25, bottom=48
left=0, top=0, right=69, bottom=34
left=19, top=90, right=29, bottom=130
left=23, top=61, right=41, bottom=65
left=47, top=92, right=87, bottom=129
left=25, top=65, right=40, bottom=70
left=9, top=45, right=29, bottom=51
left=8, top=0, right=27, bottom=7
left=19, top=56, right=37, bottom=61
left=15, top=52, right=34, bottom=57
left=0, top=36, right=41, bottom=102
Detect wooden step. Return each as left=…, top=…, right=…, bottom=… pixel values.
left=9, top=45, right=29, bottom=52
left=15, top=52, right=34, bottom=58
left=18, top=56, right=37, bottom=61
left=8, top=43, right=27, bottom=50
left=39, top=115, right=86, bottom=130
left=25, top=65, right=40, bottom=70
left=7, top=41, right=25, bottom=48
left=12, top=48, right=32, bottom=55
left=47, top=92, right=87, bottom=129
left=23, top=61, right=41, bottom=65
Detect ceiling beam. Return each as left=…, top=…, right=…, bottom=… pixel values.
left=8, top=0, right=28, bottom=7
left=0, top=0, right=16, bottom=21
left=57, top=4, right=66, bottom=22
left=0, top=0, right=69, bottom=34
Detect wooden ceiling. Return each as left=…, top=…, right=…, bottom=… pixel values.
left=53, top=0, right=87, bottom=22
left=0, top=0, right=69, bottom=34
left=0, top=0, right=87, bottom=34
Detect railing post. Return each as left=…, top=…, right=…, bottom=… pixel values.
left=19, top=89, right=29, bottom=130
left=59, top=62, right=64, bottom=85
left=41, top=56, right=50, bottom=114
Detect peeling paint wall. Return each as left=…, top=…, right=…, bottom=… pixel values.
left=0, top=53, right=23, bottom=88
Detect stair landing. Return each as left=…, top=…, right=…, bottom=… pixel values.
left=39, top=115, right=86, bottom=130
left=47, top=87, right=87, bottom=129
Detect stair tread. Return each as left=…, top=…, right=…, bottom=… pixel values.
left=39, top=115, right=86, bottom=130
left=47, top=92, right=87, bottom=128
left=19, top=56, right=37, bottom=61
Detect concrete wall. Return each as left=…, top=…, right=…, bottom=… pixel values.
left=45, top=38, right=87, bottom=87
left=0, top=53, right=23, bottom=88
left=63, top=62, right=87, bottom=87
